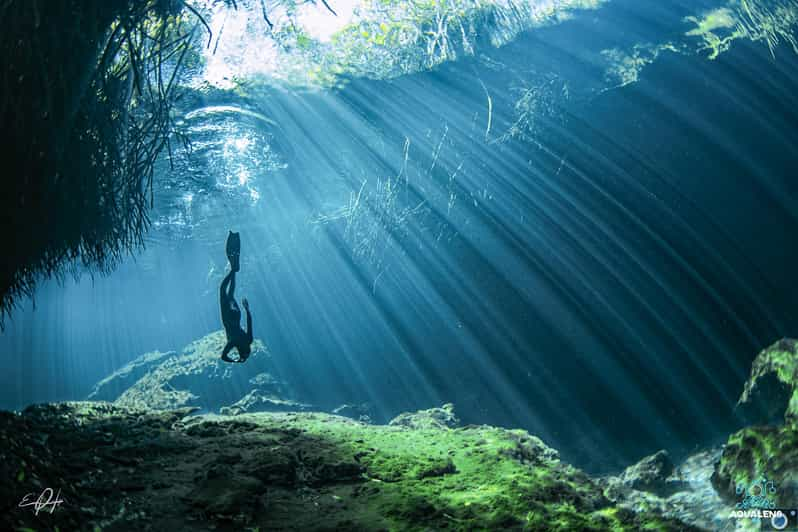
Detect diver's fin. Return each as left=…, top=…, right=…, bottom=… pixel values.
left=226, top=231, right=241, bottom=272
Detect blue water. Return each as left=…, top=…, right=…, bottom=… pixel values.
left=2, top=0, right=798, bottom=474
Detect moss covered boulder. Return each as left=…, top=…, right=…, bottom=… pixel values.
left=388, top=402, right=459, bottom=430
left=711, top=338, right=798, bottom=508
left=711, top=425, right=798, bottom=507
left=737, top=338, right=798, bottom=425
left=1, top=401, right=696, bottom=531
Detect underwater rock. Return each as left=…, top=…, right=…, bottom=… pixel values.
left=332, top=402, right=374, bottom=423
left=621, top=450, right=675, bottom=493
left=710, top=424, right=798, bottom=507
left=219, top=390, right=313, bottom=416
left=1, top=401, right=695, bottom=531
left=388, top=402, right=460, bottom=430
left=606, top=449, right=687, bottom=498
left=500, top=429, right=560, bottom=465
left=88, top=350, right=178, bottom=402
left=89, top=330, right=312, bottom=415
left=184, top=468, right=264, bottom=516
left=601, top=447, right=733, bottom=531
left=736, top=338, right=798, bottom=425
left=248, top=371, right=282, bottom=389
left=710, top=339, right=798, bottom=511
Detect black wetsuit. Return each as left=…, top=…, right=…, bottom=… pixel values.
left=220, top=269, right=252, bottom=361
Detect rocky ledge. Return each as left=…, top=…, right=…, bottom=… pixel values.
left=1, top=402, right=694, bottom=531
left=6, top=335, right=798, bottom=531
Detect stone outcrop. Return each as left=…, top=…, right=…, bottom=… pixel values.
left=1, top=401, right=697, bottom=531
left=64, top=336, right=798, bottom=530
left=219, top=390, right=313, bottom=416
left=389, top=402, right=459, bottom=430
left=87, top=330, right=310, bottom=415
left=88, top=350, right=178, bottom=402
left=711, top=424, right=798, bottom=508
left=332, top=403, right=374, bottom=423
left=598, top=448, right=728, bottom=530
left=602, top=450, right=688, bottom=499
left=737, top=338, right=798, bottom=425
left=711, top=338, right=798, bottom=511
left=625, top=450, right=687, bottom=497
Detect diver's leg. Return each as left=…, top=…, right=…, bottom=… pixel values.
left=220, top=270, right=233, bottom=301
left=221, top=341, right=235, bottom=362
left=226, top=231, right=241, bottom=272
left=227, top=271, right=236, bottom=299
left=220, top=271, right=234, bottom=331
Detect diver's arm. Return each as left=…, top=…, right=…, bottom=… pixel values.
left=221, top=341, right=235, bottom=362
left=242, top=298, right=252, bottom=343
left=245, top=308, right=253, bottom=344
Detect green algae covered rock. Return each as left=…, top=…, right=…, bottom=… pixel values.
left=389, top=402, right=460, bottom=430
left=1, top=401, right=695, bottom=531
left=711, top=424, right=798, bottom=508
left=332, top=402, right=375, bottom=423
left=711, top=339, right=798, bottom=509
left=737, top=338, right=798, bottom=425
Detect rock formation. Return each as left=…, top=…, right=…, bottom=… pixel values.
left=11, top=334, right=793, bottom=530
left=736, top=338, right=798, bottom=425
left=88, top=330, right=312, bottom=414
left=1, top=401, right=696, bottom=531
left=711, top=338, right=798, bottom=510
left=388, top=402, right=460, bottom=430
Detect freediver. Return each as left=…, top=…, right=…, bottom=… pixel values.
left=220, top=230, right=253, bottom=363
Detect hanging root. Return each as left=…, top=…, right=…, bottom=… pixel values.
left=0, top=0, right=211, bottom=328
